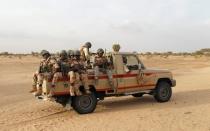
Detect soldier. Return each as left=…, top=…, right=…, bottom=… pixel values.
left=67, top=50, right=74, bottom=62
left=52, top=50, right=69, bottom=88
left=69, top=50, right=89, bottom=96
left=93, top=48, right=114, bottom=88
left=80, top=42, right=92, bottom=62
left=122, top=56, right=130, bottom=73
left=31, top=50, right=57, bottom=96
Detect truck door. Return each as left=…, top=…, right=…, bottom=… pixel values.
left=122, top=55, right=142, bottom=92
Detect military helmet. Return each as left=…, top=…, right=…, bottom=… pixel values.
left=112, top=44, right=121, bottom=52
left=40, top=50, right=50, bottom=56
left=60, top=50, right=67, bottom=58
left=67, top=50, right=74, bottom=57
left=73, top=50, right=81, bottom=56
left=84, top=42, right=92, bottom=48
left=97, top=48, right=104, bottom=54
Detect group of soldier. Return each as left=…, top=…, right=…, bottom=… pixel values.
left=30, top=42, right=120, bottom=97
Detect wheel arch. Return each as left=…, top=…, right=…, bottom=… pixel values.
left=89, top=85, right=105, bottom=100
left=156, top=78, right=172, bottom=87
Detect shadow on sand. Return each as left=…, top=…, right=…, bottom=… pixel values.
left=96, top=89, right=210, bottom=113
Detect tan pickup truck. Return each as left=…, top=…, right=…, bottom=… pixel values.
left=40, top=52, right=176, bottom=114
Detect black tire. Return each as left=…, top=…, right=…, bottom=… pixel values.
left=154, top=81, right=172, bottom=102
left=72, top=93, right=97, bottom=114
left=132, top=93, right=144, bottom=98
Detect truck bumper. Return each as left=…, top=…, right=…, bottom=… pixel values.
left=171, top=79, right=176, bottom=87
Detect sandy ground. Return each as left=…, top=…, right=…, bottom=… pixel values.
left=0, top=55, right=210, bottom=131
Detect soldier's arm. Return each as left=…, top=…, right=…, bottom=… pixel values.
left=83, top=48, right=90, bottom=60
left=38, top=60, right=44, bottom=73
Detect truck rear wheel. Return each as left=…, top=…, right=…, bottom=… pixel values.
left=72, top=93, right=97, bottom=114
left=154, top=81, right=172, bottom=102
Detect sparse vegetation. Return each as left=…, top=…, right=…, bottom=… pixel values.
left=31, top=51, right=40, bottom=57
left=1, top=48, right=210, bottom=59
left=139, top=48, right=210, bottom=58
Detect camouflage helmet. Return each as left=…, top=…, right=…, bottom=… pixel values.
left=67, top=50, right=74, bottom=57
left=40, top=50, right=50, bottom=56
left=60, top=50, right=68, bottom=58
left=97, top=48, right=104, bottom=54
left=112, top=44, right=121, bottom=52
left=84, top=42, right=92, bottom=48
left=73, top=50, right=81, bottom=56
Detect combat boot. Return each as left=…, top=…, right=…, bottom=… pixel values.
left=34, top=85, right=42, bottom=96
left=34, top=90, right=42, bottom=97
left=29, top=85, right=37, bottom=93
left=70, top=85, right=75, bottom=96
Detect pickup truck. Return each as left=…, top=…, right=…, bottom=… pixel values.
left=40, top=52, right=176, bottom=114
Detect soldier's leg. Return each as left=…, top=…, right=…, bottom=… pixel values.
left=69, top=71, right=76, bottom=96
left=30, top=72, right=38, bottom=93
left=74, top=83, right=82, bottom=96
left=106, top=69, right=114, bottom=89
left=52, top=72, right=62, bottom=88
left=35, top=73, right=44, bottom=96
left=75, top=73, right=82, bottom=96
left=81, top=73, right=90, bottom=94
left=94, top=66, right=99, bottom=80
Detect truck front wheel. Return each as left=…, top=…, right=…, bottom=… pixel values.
left=72, top=93, right=97, bottom=114
left=154, top=81, right=172, bottom=102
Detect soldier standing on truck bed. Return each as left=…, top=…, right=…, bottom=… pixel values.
left=80, top=42, right=92, bottom=69
left=80, top=42, right=92, bottom=61
left=93, top=48, right=114, bottom=89
left=51, top=50, right=70, bottom=88
left=69, top=50, right=89, bottom=96
left=31, top=50, right=57, bottom=96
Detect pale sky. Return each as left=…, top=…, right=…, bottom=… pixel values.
left=0, top=0, right=210, bottom=53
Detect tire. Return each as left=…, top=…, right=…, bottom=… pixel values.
left=72, top=93, right=97, bottom=114
left=154, top=81, right=172, bottom=102
left=132, top=93, right=144, bottom=98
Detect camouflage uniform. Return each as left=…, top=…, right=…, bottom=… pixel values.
left=52, top=50, right=70, bottom=87
left=69, top=50, right=89, bottom=96
left=31, top=50, right=57, bottom=96
left=94, top=48, right=114, bottom=88
left=80, top=42, right=92, bottom=64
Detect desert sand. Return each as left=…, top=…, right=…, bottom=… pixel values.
left=0, top=55, right=210, bottom=131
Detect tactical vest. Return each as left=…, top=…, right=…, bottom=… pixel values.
left=39, top=59, right=51, bottom=73
left=95, top=56, right=108, bottom=68
left=59, top=60, right=70, bottom=74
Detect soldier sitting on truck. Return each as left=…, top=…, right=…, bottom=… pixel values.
left=67, top=50, right=74, bottom=63
left=51, top=50, right=70, bottom=88
left=69, top=50, right=89, bottom=96
left=31, top=50, right=57, bottom=96
left=93, top=48, right=114, bottom=89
